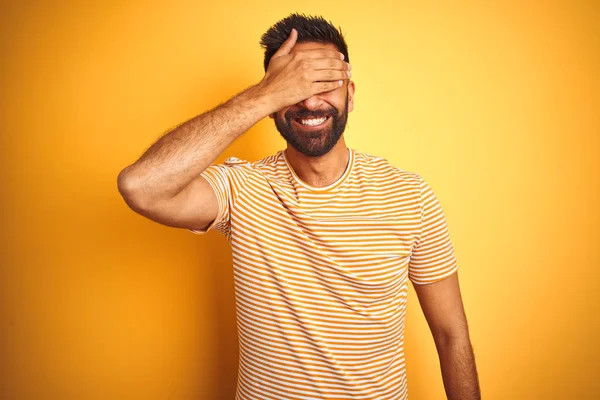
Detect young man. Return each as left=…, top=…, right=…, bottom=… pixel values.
left=118, top=13, right=481, bottom=400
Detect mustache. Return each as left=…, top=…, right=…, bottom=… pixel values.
left=285, top=107, right=339, bottom=120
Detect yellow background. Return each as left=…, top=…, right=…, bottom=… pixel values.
left=1, top=1, right=599, bottom=399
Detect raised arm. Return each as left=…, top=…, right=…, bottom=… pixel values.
left=413, top=272, right=481, bottom=400
left=117, top=29, right=351, bottom=231
left=117, top=85, right=272, bottom=231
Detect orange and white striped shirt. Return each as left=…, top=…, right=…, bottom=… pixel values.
left=191, top=147, right=458, bottom=400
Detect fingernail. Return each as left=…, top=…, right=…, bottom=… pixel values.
left=348, top=64, right=352, bottom=71
left=347, top=71, right=352, bottom=78
left=338, top=80, right=343, bottom=86
left=340, top=53, right=345, bottom=60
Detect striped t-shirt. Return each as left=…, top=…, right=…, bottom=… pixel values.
left=190, top=147, right=458, bottom=400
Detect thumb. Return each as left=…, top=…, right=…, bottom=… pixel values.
left=272, top=28, right=297, bottom=57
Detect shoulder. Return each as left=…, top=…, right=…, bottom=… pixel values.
left=353, top=149, right=422, bottom=186
left=227, top=149, right=281, bottom=165
left=217, top=151, right=282, bottom=172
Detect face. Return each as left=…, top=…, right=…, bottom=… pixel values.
left=272, top=42, right=355, bottom=157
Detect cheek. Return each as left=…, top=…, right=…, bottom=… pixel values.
left=321, top=92, right=346, bottom=109
left=273, top=112, right=289, bottom=126
left=275, top=110, right=289, bottom=120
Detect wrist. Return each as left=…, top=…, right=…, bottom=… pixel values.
left=222, top=82, right=276, bottom=125
left=246, top=80, right=280, bottom=116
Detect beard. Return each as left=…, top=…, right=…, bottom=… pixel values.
left=274, top=95, right=349, bottom=157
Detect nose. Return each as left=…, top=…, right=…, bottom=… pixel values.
left=298, top=95, right=325, bottom=111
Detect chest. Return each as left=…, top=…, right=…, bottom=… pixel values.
left=231, top=182, right=421, bottom=291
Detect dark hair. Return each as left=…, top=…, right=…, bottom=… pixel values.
left=260, top=13, right=349, bottom=71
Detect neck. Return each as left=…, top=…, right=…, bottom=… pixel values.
left=285, top=138, right=350, bottom=188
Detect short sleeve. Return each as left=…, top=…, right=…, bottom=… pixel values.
left=188, top=157, right=253, bottom=238
left=408, top=176, right=458, bottom=285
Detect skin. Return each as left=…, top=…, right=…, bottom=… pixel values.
left=415, top=273, right=481, bottom=399
left=117, top=27, right=480, bottom=399
left=270, top=41, right=355, bottom=188
left=117, top=28, right=351, bottom=230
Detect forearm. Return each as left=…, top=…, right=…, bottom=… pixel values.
left=118, top=83, right=273, bottom=202
left=435, top=336, right=481, bottom=400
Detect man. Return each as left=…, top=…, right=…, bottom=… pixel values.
left=118, top=13, right=481, bottom=400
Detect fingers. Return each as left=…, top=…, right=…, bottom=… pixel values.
left=298, top=48, right=345, bottom=60
left=312, top=69, right=351, bottom=82
left=310, top=58, right=351, bottom=72
left=273, top=28, right=298, bottom=57
left=313, top=80, right=344, bottom=93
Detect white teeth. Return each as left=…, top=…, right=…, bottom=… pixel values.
left=299, top=117, right=327, bottom=126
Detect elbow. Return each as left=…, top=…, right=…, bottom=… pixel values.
left=433, top=326, right=471, bottom=349
left=117, top=167, right=136, bottom=197
left=117, top=168, right=147, bottom=211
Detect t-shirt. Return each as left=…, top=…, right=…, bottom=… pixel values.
left=190, top=147, right=458, bottom=400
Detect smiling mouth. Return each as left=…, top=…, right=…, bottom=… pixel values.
left=294, top=116, right=330, bottom=127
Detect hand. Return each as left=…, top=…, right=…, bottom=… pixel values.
left=258, top=28, right=352, bottom=112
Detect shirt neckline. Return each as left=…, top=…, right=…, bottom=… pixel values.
left=282, top=147, right=354, bottom=192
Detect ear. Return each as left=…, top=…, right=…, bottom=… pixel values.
left=347, top=81, right=355, bottom=113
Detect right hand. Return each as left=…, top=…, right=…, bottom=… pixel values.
left=258, top=28, right=352, bottom=112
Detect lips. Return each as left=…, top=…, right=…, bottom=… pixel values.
left=298, top=116, right=327, bottom=126
left=293, top=116, right=330, bottom=128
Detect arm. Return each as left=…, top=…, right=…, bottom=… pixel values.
left=117, top=85, right=272, bottom=230
left=117, top=29, right=350, bottom=230
left=413, top=272, right=481, bottom=400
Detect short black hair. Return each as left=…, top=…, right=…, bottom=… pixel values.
left=260, top=13, right=349, bottom=72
